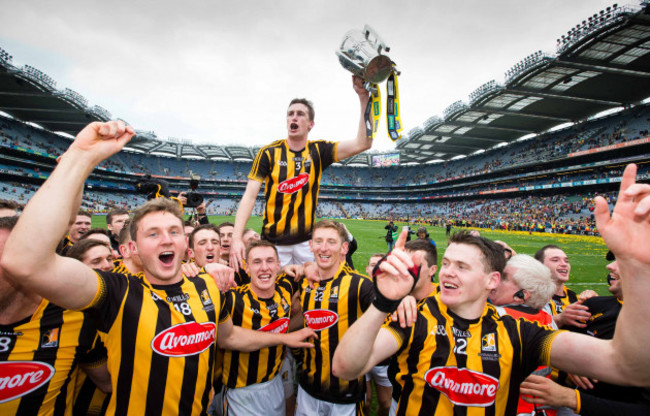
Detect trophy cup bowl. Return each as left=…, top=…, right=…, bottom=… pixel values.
left=336, top=25, right=394, bottom=84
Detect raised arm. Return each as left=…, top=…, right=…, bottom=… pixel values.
left=592, top=163, right=650, bottom=384
left=230, top=179, right=262, bottom=270
left=332, top=306, right=400, bottom=380
left=547, top=164, right=650, bottom=386
left=333, top=230, right=414, bottom=379
left=0, top=121, right=134, bottom=310
left=335, top=76, right=373, bottom=161
left=217, top=317, right=317, bottom=351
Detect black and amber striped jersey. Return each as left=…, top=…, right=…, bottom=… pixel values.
left=549, top=286, right=578, bottom=315
left=385, top=293, right=560, bottom=416
left=84, top=271, right=229, bottom=416
left=111, top=260, right=134, bottom=276
left=0, top=300, right=98, bottom=415
left=70, top=369, right=109, bottom=416
left=234, top=265, right=250, bottom=287
left=299, top=262, right=373, bottom=404
left=221, top=274, right=298, bottom=388
left=249, top=139, right=337, bottom=245
left=70, top=336, right=110, bottom=416
left=56, top=235, right=73, bottom=256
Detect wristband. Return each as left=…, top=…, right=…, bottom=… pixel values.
left=371, top=256, right=421, bottom=313
left=574, top=389, right=581, bottom=414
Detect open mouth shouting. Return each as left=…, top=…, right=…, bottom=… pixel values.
left=159, top=251, right=175, bottom=266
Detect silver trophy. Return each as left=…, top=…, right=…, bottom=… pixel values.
left=336, top=25, right=396, bottom=89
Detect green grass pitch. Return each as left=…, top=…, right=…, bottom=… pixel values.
left=95, top=214, right=610, bottom=415
left=97, top=215, right=611, bottom=295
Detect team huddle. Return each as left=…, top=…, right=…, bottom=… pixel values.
left=1, top=79, right=650, bottom=416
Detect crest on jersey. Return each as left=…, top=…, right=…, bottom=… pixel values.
left=331, top=286, right=339, bottom=299
left=41, top=328, right=60, bottom=348
left=481, top=333, right=496, bottom=352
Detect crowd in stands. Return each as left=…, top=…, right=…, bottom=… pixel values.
left=317, top=192, right=612, bottom=235
left=2, top=105, right=649, bottom=189
left=0, top=104, right=649, bottom=233
left=2, top=96, right=650, bottom=415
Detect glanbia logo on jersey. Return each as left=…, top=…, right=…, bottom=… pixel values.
left=303, top=310, right=338, bottom=331
left=424, top=367, right=499, bottom=407
left=0, top=361, right=55, bottom=404
left=278, top=173, right=310, bottom=194
left=259, top=318, right=290, bottom=334
left=151, top=321, right=217, bottom=357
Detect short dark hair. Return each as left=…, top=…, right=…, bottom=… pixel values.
left=534, top=245, right=562, bottom=263
left=405, top=239, right=438, bottom=268
left=79, top=228, right=111, bottom=241
left=449, top=230, right=506, bottom=274
left=66, top=239, right=111, bottom=262
left=189, top=224, right=220, bottom=249
left=0, top=215, right=19, bottom=231
left=106, top=208, right=129, bottom=225
left=289, top=98, right=315, bottom=121
left=246, top=239, right=278, bottom=261
left=77, top=210, right=93, bottom=219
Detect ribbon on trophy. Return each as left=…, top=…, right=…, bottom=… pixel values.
left=336, top=24, right=403, bottom=141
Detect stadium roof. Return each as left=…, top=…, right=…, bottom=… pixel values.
left=1, top=2, right=650, bottom=166
left=398, top=2, right=650, bottom=164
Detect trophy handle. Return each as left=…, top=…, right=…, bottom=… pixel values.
left=363, top=24, right=390, bottom=54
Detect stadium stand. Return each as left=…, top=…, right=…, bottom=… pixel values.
left=1, top=1, right=650, bottom=237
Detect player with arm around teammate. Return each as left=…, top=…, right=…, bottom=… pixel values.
left=220, top=239, right=303, bottom=416
left=0, top=215, right=110, bottom=416
left=0, top=121, right=317, bottom=415
left=334, top=173, right=650, bottom=416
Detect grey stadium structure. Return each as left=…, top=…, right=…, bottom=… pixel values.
left=2, top=1, right=650, bottom=233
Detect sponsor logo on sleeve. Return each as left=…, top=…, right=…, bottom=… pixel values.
left=0, top=361, right=55, bottom=403
left=259, top=318, right=290, bottom=334
left=303, top=310, right=338, bottom=331
left=424, top=367, right=499, bottom=407
left=277, top=173, right=309, bottom=194
left=151, top=321, right=217, bottom=357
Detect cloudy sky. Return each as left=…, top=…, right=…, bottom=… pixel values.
left=0, top=0, right=624, bottom=151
